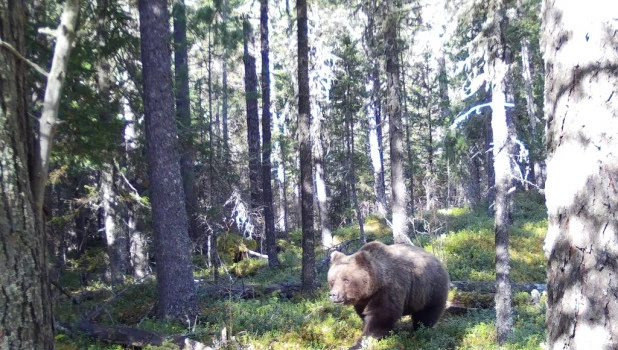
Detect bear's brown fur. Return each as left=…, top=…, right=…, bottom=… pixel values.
left=327, top=241, right=450, bottom=349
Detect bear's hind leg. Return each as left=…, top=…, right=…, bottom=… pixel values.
left=412, top=304, right=445, bottom=330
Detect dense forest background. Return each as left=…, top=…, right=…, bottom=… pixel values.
left=1, top=0, right=617, bottom=349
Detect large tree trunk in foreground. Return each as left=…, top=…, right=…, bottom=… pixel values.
left=0, top=1, right=53, bottom=348
left=138, top=0, right=197, bottom=319
left=297, top=0, right=316, bottom=293
left=1, top=0, right=79, bottom=347
left=542, top=1, right=618, bottom=348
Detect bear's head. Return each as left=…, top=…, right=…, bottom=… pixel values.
left=327, top=250, right=376, bottom=305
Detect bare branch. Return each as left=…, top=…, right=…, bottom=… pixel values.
left=0, top=39, right=48, bottom=77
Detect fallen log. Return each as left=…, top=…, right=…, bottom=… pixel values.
left=246, top=249, right=268, bottom=259
left=449, top=281, right=546, bottom=293
left=199, top=281, right=301, bottom=299
left=444, top=304, right=480, bottom=316
left=72, top=320, right=213, bottom=350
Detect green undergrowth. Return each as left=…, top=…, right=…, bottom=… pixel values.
left=56, top=193, right=547, bottom=349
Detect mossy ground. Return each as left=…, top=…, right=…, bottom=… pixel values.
left=56, top=194, right=547, bottom=349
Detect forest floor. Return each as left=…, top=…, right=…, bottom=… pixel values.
left=55, top=193, right=547, bottom=349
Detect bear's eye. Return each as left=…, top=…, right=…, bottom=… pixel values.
left=329, top=280, right=334, bottom=287
left=343, top=278, right=350, bottom=285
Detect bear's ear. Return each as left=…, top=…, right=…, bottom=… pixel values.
left=354, top=251, right=372, bottom=268
left=330, top=251, right=345, bottom=263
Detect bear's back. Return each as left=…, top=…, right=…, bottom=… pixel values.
left=360, top=241, right=449, bottom=314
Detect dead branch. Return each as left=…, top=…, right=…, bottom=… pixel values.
left=0, top=39, right=48, bottom=77
left=245, top=249, right=268, bottom=259
left=51, top=280, right=80, bottom=305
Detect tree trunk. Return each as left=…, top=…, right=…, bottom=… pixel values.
left=138, top=0, right=197, bottom=320
left=424, top=97, right=436, bottom=212
left=484, top=114, right=495, bottom=216
left=96, top=0, right=130, bottom=286
left=206, top=28, right=217, bottom=259
left=438, top=54, right=450, bottom=207
left=314, top=126, right=333, bottom=249
left=365, top=14, right=387, bottom=217
left=516, top=0, right=543, bottom=190
left=31, top=0, right=80, bottom=217
left=349, top=122, right=365, bottom=243
left=260, top=0, right=280, bottom=267
left=368, top=106, right=388, bottom=216
left=344, top=90, right=365, bottom=243
left=384, top=0, right=411, bottom=245
left=221, top=0, right=229, bottom=159
left=487, top=2, right=514, bottom=343
left=297, top=0, right=316, bottom=293
left=277, top=130, right=289, bottom=234
left=173, top=0, right=200, bottom=244
left=128, top=205, right=148, bottom=279
left=465, top=148, right=482, bottom=209
left=100, top=163, right=130, bottom=285
left=0, top=0, right=54, bottom=347
left=400, top=51, right=415, bottom=216
left=243, top=20, right=263, bottom=237
left=542, top=2, right=618, bottom=348
left=122, top=98, right=149, bottom=279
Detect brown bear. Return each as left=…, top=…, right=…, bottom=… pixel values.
left=327, top=241, right=450, bottom=349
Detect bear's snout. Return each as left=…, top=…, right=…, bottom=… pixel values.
left=329, top=291, right=345, bottom=304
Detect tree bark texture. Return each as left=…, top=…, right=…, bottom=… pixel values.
left=260, top=0, right=280, bottom=267
left=0, top=0, right=54, bottom=347
left=243, top=20, right=263, bottom=220
left=383, top=1, right=411, bottom=245
left=542, top=1, right=618, bottom=348
left=297, top=0, right=316, bottom=293
left=487, top=1, right=514, bottom=344
left=173, top=0, right=200, bottom=244
left=138, top=0, right=197, bottom=319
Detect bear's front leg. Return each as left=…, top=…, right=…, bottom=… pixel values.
left=349, top=312, right=397, bottom=349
